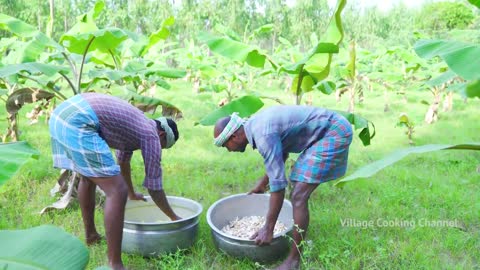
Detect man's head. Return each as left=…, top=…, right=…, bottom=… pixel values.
left=213, top=113, right=248, bottom=152
left=154, top=117, right=179, bottom=149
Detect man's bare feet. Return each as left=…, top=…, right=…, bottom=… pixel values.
left=86, top=233, right=103, bottom=246
left=275, top=258, right=300, bottom=270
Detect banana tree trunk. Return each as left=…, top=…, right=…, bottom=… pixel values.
left=3, top=114, right=19, bottom=142
left=425, top=90, right=441, bottom=124
left=348, top=84, right=356, bottom=113
left=358, top=86, right=364, bottom=104
left=336, top=87, right=349, bottom=103
left=384, top=89, right=390, bottom=112
left=47, top=0, right=54, bottom=38
left=305, top=94, right=313, bottom=106
left=193, top=76, right=200, bottom=94
left=442, top=91, right=453, bottom=112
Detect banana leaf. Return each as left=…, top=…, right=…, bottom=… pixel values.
left=468, top=0, right=480, bottom=8
left=335, top=143, right=480, bottom=187
left=0, top=141, right=39, bottom=187
left=414, top=39, right=480, bottom=81
left=197, top=95, right=264, bottom=126
left=0, top=225, right=89, bottom=270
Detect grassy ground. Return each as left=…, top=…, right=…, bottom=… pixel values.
left=0, top=80, right=479, bottom=270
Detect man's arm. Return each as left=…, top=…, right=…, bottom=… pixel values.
left=250, top=189, right=285, bottom=245
left=249, top=174, right=269, bottom=194
left=119, top=161, right=145, bottom=200
left=249, top=152, right=289, bottom=194
left=250, top=135, right=288, bottom=245
left=148, top=189, right=181, bottom=221
left=117, top=150, right=145, bottom=201
left=139, top=135, right=180, bottom=220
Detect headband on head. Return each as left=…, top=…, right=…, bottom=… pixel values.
left=156, top=117, right=176, bottom=149
left=213, top=112, right=244, bottom=147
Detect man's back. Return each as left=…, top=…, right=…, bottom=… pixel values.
left=82, top=93, right=158, bottom=151
left=245, top=105, right=336, bottom=153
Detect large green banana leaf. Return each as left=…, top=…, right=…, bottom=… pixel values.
left=335, top=143, right=480, bottom=187
left=60, top=28, right=128, bottom=55
left=468, top=0, right=480, bottom=8
left=197, top=95, right=264, bottom=126
left=198, top=32, right=268, bottom=68
left=289, top=0, right=346, bottom=94
left=0, top=142, right=39, bottom=186
left=0, top=14, right=62, bottom=62
left=141, top=16, right=175, bottom=56
left=0, top=225, right=89, bottom=270
left=414, top=39, right=480, bottom=98
left=414, top=40, right=480, bottom=81
left=65, top=0, right=104, bottom=34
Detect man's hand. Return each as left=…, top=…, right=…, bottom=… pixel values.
left=148, top=189, right=181, bottom=221
left=248, top=175, right=269, bottom=194
left=170, top=214, right=182, bottom=221
left=250, top=225, right=274, bottom=246
left=128, top=192, right=146, bottom=201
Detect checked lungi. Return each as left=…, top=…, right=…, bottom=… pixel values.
left=49, top=95, right=120, bottom=177
left=289, top=114, right=353, bottom=185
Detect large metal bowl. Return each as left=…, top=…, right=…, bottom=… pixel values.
left=122, top=196, right=203, bottom=257
left=207, top=193, right=294, bottom=263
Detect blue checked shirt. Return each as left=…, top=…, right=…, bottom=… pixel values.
left=243, top=105, right=336, bottom=192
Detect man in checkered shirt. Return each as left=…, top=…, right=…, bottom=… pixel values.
left=213, top=106, right=353, bottom=270
left=49, top=93, right=180, bottom=270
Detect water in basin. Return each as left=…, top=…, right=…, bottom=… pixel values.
left=125, top=204, right=196, bottom=224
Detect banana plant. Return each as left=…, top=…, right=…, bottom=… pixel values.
left=337, top=0, right=480, bottom=186
left=198, top=0, right=374, bottom=146
left=198, top=24, right=278, bottom=103
left=414, top=1, right=479, bottom=99
left=1, top=1, right=184, bottom=212
left=414, top=39, right=480, bottom=99
left=282, top=0, right=346, bottom=105
left=396, top=113, right=415, bottom=145
left=0, top=1, right=184, bottom=141
left=333, top=40, right=372, bottom=113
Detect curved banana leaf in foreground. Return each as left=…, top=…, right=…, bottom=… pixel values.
left=0, top=142, right=39, bottom=186
left=196, top=95, right=264, bottom=126
left=335, top=143, right=480, bottom=187
left=0, top=225, right=89, bottom=270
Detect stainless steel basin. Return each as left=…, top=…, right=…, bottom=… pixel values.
left=207, top=193, right=294, bottom=263
left=122, top=196, right=203, bottom=257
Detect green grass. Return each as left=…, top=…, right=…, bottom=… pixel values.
left=0, top=81, right=479, bottom=270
